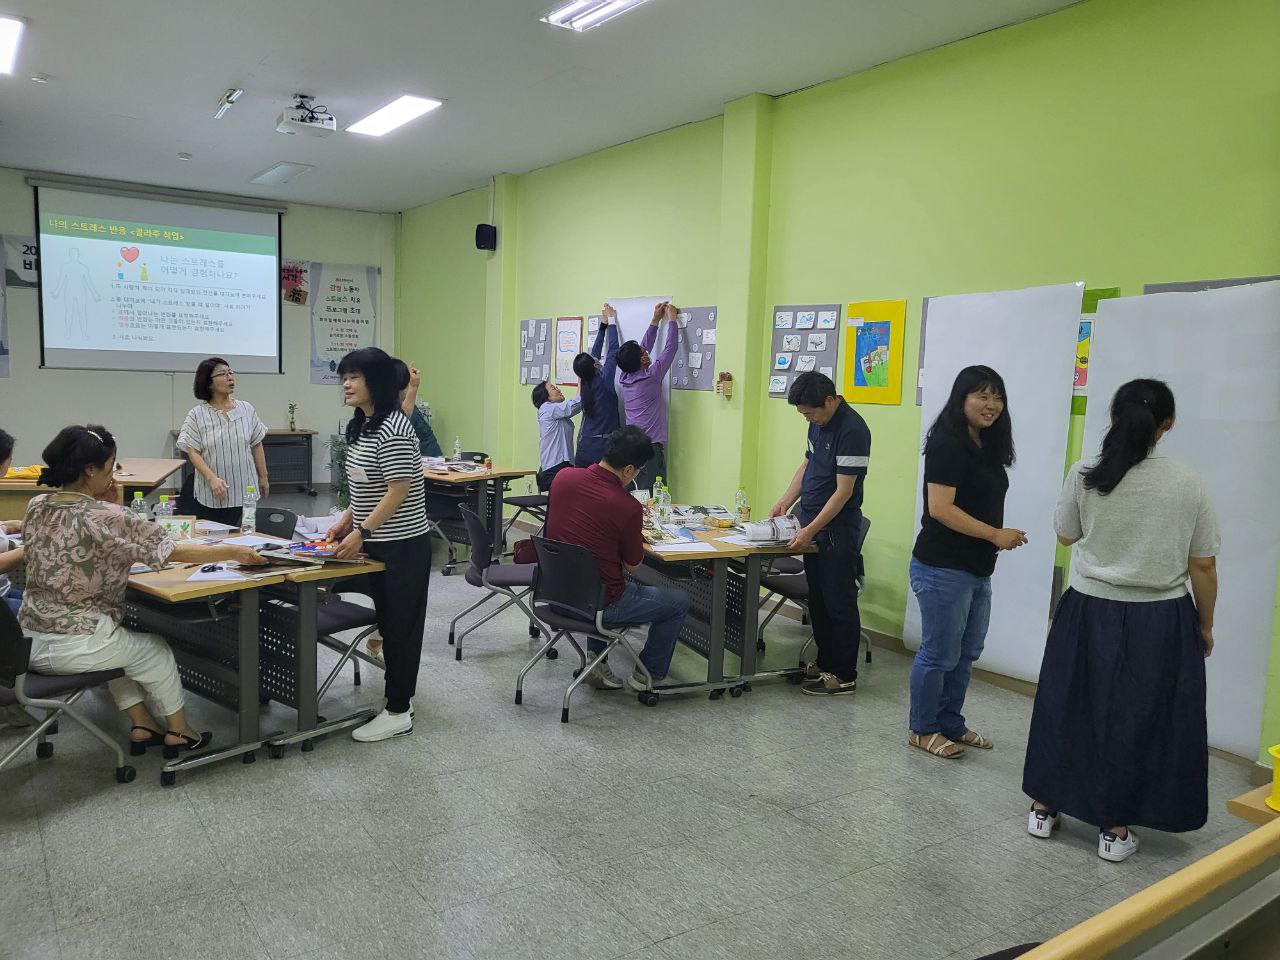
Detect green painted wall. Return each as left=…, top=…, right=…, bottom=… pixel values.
left=398, top=0, right=1280, bottom=760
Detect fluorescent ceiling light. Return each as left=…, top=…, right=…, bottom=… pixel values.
left=214, top=87, right=244, bottom=120
left=347, top=95, right=442, bottom=137
left=250, top=161, right=315, bottom=185
left=0, top=16, right=25, bottom=74
left=541, top=0, right=652, bottom=32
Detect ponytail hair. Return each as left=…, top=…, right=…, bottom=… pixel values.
left=573, top=352, right=598, bottom=419
left=1082, top=378, right=1175, bottom=495
left=39, top=425, right=117, bottom=487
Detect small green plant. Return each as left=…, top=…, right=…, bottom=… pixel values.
left=326, top=434, right=351, bottom=508
left=287, top=401, right=298, bottom=431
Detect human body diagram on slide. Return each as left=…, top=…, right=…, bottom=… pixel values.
left=49, top=247, right=101, bottom=338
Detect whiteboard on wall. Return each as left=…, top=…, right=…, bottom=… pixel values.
left=904, top=282, right=1084, bottom=682
left=1083, top=281, right=1280, bottom=758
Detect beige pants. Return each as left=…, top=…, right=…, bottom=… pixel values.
left=29, top=617, right=185, bottom=718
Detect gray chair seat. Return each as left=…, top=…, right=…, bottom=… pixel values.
left=316, top=600, right=378, bottom=634
left=0, top=668, right=125, bottom=705
left=465, top=563, right=536, bottom=589
left=760, top=573, right=808, bottom=601
left=505, top=494, right=549, bottom=509
left=768, top=555, right=804, bottom=576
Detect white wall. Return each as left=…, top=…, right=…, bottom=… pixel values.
left=0, top=166, right=397, bottom=488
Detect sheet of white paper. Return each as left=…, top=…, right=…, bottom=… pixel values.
left=521, top=331, right=528, bottom=347
left=187, top=566, right=248, bottom=582
left=796, top=311, right=816, bottom=329
left=521, top=366, right=529, bottom=382
left=768, top=376, right=788, bottom=393
left=774, top=353, right=792, bottom=370
left=781, top=335, right=801, bottom=352
left=222, top=534, right=279, bottom=547
left=195, top=520, right=235, bottom=534
left=819, top=366, right=834, bottom=378
left=524, top=350, right=534, bottom=362
left=539, top=323, right=547, bottom=339
left=535, top=342, right=545, bottom=356
left=717, top=534, right=755, bottom=546
left=687, top=352, right=703, bottom=369
left=817, top=311, right=837, bottom=329
left=542, top=365, right=550, bottom=380
left=651, top=541, right=710, bottom=554
left=676, top=312, right=690, bottom=327
left=702, top=329, right=716, bottom=345
left=774, top=311, right=794, bottom=328
left=807, top=334, right=827, bottom=351
left=795, top=355, right=817, bottom=372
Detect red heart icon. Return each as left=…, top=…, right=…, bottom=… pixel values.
left=120, top=247, right=140, bottom=263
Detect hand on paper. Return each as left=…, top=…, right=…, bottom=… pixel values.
left=333, top=530, right=364, bottom=560
left=210, top=477, right=229, bottom=502
left=989, top=527, right=1028, bottom=551
left=768, top=502, right=787, bottom=519
left=650, top=302, right=667, bottom=324
left=664, top=302, right=679, bottom=322
left=230, top=547, right=268, bottom=566
left=602, top=303, right=616, bottom=323
left=326, top=517, right=352, bottom=543
left=786, top=525, right=815, bottom=552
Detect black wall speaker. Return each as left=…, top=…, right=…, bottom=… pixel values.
left=475, top=223, right=497, bottom=250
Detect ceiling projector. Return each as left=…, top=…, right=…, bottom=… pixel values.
left=276, top=95, right=336, bottom=137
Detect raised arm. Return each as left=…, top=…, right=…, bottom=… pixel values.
left=651, top=303, right=681, bottom=379
left=600, top=324, right=621, bottom=382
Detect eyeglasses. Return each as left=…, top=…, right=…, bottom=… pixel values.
left=212, top=370, right=235, bottom=378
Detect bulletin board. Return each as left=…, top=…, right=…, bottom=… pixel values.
left=842, top=299, right=907, bottom=405
left=554, top=316, right=583, bottom=385
left=669, top=305, right=717, bottom=392
left=768, top=303, right=841, bottom=398
left=519, top=318, right=552, bottom=385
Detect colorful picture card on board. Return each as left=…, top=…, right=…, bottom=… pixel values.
left=842, top=299, right=907, bottom=405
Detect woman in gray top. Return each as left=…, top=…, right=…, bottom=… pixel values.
left=1022, top=379, right=1219, bottom=863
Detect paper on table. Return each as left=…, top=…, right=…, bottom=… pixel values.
left=717, top=534, right=755, bottom=546
left=195, top=520, right=235, bottom=534
left=187, top=566, right=248, bottom=582
left=651, top=541, right=710, bottom=554
left=222, top=534, right=279, bottom=547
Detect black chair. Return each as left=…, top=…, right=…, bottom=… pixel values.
left=459, top=450, right=489, bottom=464
left=502, top=493, right=549, bottom=550
left=449, top=506, right=551, bottom=662
left=516, top=536, right=658, bottom=723
left=256, top=506, right=298, bottom=540
left=314, top=591, right=383, bottom=705
left=758, top=515, right=874, bottom=669
left=0, top=603, right=136, bottom=782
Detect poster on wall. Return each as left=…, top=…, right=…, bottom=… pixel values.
left=281, top=259, right=311, bottom=306
left=842, top=299, right=906, bottom=404
left=519, top=319, right=552, bottom=384
left=769, top=303, right=840, bottom=398
left=669, top=306, right=717, bottom=392
left=309, top=263, right=378, bottom=384
left=2, top=235, right=39, bottom=288
left=554, top=316, right=583, bottom=385
left=1074, top=287, right=1120, bottom=397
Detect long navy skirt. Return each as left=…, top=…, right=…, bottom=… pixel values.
left=1022, top=589, right=1208, bottom=833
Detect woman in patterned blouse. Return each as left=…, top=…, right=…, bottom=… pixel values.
left=20, top=425, right=266, bottom=756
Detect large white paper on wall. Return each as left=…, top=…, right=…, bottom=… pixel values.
left=1083, top=281, right=1280, bottom=758
left=607, top=294, right=672, bottom=427
left=904, top=282, right=1084, bottom=682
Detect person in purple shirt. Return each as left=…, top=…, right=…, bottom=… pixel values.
left=617, top=301, right=680, bottom=492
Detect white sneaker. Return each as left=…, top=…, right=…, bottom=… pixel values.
left=352, top=707, right=413, bottom=742
left=583, top=662, right=623, bottom=691
left=627, top=669, right=657, bottom=693
left=1098, top=829, right=1139, bottom=862
left=1027, top=808, right=1060, bottom=839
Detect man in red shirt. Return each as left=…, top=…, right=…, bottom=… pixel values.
left=546, top=426, right=690, bottom=691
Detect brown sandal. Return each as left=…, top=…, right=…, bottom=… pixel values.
left=908, top=732, right=964, bottom=759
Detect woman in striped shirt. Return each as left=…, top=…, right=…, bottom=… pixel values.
left=177, top=357, right=269, bottom=527
left=327, top=347, right=433, bottom=743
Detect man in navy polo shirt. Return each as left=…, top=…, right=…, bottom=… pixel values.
left=769, top=372, right=871, bottom=696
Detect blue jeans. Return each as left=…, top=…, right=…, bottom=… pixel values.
left=908, top=557, right=992, bottom=738
left=591, top=582, right=690, bottom=681
left=3, top=589, right=21, bottom=617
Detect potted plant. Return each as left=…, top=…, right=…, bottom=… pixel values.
left=326, top=434, right=351, bottom=508
left=288, top=402, right=298, bottom=431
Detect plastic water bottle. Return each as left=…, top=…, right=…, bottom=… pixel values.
left=735, top=487, right=750, bottom=524
left=156, top=495, right=173, bottom=519
left=241, top=484, right=259, bottom=533
left=130, top=491, right=149, bottom=520
left=453, top=435, right=463, bottom=462
left=655, top=477, right=670, bottom=527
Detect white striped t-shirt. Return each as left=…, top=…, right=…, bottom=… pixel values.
left=176, top=400, right=267, bottom=509
left=345, top=411, right=429, bottom=541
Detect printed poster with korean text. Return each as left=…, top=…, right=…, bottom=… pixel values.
left=310, top=263, right=378, bottom=384
left=842, top=299, right=907, bottom=405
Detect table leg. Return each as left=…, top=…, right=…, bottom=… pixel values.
left=237, top=588, right=261, bottom=746
left=486, top=479, right=503, bottom=563
left=739, top=555, right=762, bottom=677
left=295, top=583, right=318, bottom=732
left=706, top=559, right=727, bottom=684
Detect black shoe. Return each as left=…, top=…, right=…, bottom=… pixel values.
left=162, top=730, right=213, bottom=760
left=801, top=672, right=856, bottom=696
left=129, top=726, right=166, bottom=756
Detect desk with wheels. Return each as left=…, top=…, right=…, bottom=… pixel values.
left=626, top=530, right=812, bottom=706
left=124, top=554, right=384, bottom=785
left=421, top=466, right=535, bottom=573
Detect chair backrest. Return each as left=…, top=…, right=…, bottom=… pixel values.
left=0, top=602, right=32, bottom=688
left=458, top=505, right=493, bottom=572
left=256, top=506, right=298, bottom=540
left=530, top=536, right=607, bottom=624
left=459, top=450, right=489, bottom=464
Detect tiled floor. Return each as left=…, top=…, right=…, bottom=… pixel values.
left=0, top=495, right=1257, bottom=960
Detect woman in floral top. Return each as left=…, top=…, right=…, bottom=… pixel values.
left=21, top=425, right=265, bottom=756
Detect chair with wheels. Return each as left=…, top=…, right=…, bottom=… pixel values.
left=0, top=603, right=136, bottom=783
left=256, top=506, right=298, bottom=540
left=515, top=536, right=657, bottom=723
left=450, top=506, right=551, bottom=662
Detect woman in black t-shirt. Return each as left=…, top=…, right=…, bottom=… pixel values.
left=907, top=366, right=1027, bottom=759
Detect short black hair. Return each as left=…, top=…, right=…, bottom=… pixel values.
left=602, top=425, right=653, bottom=470
left=616, top=340, right=643, bottom=374
left=0, top=428, right=13, bottom=464
left=531, top=381, right=550, bottom=408
left=392, top=358, right=411, bottom=392
left=38, top=425, right=116, bottom=487
left=787, top=372, right=838, bottom=408
left=193, top=357, right=230, bottom=401
left=337, top=347, right=400, bottom=442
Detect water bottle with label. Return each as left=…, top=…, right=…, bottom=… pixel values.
left=453, top=435, right=463, bottom=462
left=130, top=491, right=149, bottom=520
left=241, top=484, right=259, bottom=533
left=156, top=494, right=173, bottom=519
left=735, top=487, right=750, bottom=524
left=654, top=476, right=670, bottom=527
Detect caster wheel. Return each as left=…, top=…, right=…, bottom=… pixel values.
left=115, top=765, right=137, bottom=783
left=729, top=685, right=744, bottom=698
left=269, top=744, right=285, bottom=760
left=528, top=624, right=540, bottom=638
left=639, top=691, right=659, bottom=707
left=572, top=668, right=582, bottom=679
left=243, top=751, right=256, bottom=765
left=708, top=689, right=724, bottom=701
left=514, top=690, right=523, bottom=705
left=36, top=741, right=54, bottom=759
left=259, top=695, right=271, bottom=706
left=546, top=647, right=559, bottom=661
left=301, top=740, right=315, bottom=753
left=161, top=771, right=177, bottom=787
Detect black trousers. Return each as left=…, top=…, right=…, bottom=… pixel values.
left=801, top=523, right=863, bottom=683
left=189, top=500, right=246, bottom=529
left=535, top=461, right=572, bottom=493
left=635, top=442, right=668, bottom=493
left=359, top=533, right=433, bottom=713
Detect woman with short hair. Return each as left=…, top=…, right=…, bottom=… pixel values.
left=177, top=357, right=269, bottom=526
left=573, top=303, right=621, bottom=468
left=1024, top=379, right=1217, bottom=862
left=20, top=424, right=265, bottom=755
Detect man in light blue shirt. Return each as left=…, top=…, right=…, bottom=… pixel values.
left=532, top=380, right=582, bottom=491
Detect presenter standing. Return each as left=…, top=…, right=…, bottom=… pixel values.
left=617, top=301, right=680, bottom=492
left=177, top=357, right=269, bottom=527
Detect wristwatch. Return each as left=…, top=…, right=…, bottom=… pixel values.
left=354, top=522, right=370, bottom=540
